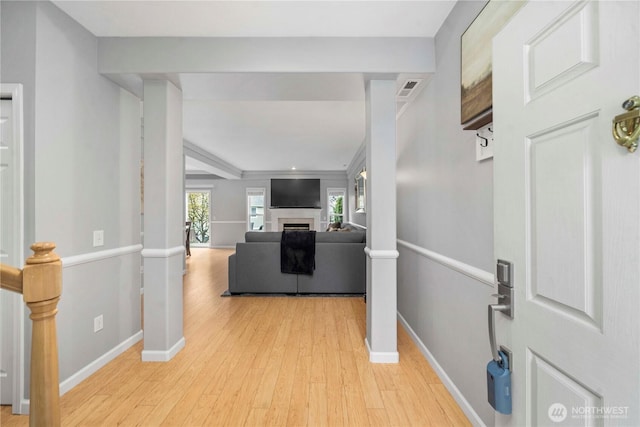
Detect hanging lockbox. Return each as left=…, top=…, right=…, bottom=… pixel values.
left=487, top=350, right=511, bottom=414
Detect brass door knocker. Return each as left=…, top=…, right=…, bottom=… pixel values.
left=612, top=96, right=640, bottom=153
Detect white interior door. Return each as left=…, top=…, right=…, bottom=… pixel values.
left=493, top=1, right=639, bottom=426
left=1, top=98, right=17, bottom=405
left=1, top=86, right=24, bottom=412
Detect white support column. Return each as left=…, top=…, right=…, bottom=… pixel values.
left=365, top=79, right=399, bottom=363
left=141, top=79, right=185, bottom=362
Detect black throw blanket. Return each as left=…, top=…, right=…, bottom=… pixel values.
left=280, top=231, right=316, bottom=275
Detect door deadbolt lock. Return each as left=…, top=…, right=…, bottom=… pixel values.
left=488, top=260, right=514, bottom=365
left=494, top=259, right=513, bottom=318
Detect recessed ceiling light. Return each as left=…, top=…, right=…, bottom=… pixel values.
left=291, top=166, right=296, bottom=170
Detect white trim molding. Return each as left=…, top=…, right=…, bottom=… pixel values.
left=397, top=239, right=494, bottom=287
left=141, top=245, right=185, bottom=258
left=59, top=331, right=143, bottom=396
left=398, top=313, right=486, bottom=427
left=365, top=338, right=399, bottom=363
left=19, top=398, right=29, bottom=415
left=141, top=337, right=186, bottom=362
left=15, top=301, right=26, bottom=414
left=62, top=244, right=143, bottom=268
left=364, top=247, right=399, bottom=259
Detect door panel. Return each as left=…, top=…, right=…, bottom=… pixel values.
left=529, top=350, right=602, bottom=426
left=1, top=99, right=15, bottom=265
left=494, top=1, right=639, bottom=425
left=0, top=98, right=16, bottom=405
left=528, top=114, right=601, bottom=326
left=526, top=0, right=598, bottom=101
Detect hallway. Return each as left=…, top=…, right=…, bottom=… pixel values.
left=2, top=248, right=470, bottom=426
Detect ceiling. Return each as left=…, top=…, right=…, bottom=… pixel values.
left=52, top=1, right=457, bottom=176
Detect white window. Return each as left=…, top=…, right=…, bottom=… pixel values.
left=327, top=188, right=346, bottom=224
left=247, top=188, right=266, bottom=231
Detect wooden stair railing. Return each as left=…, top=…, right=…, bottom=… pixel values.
left=0, top=242, right=62, bottom=427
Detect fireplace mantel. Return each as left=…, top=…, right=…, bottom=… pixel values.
left=269, top=208, right=322, bottom=231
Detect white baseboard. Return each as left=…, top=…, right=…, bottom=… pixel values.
left=210, top=245, right=235, bottom=249
left=141, top=337, right=185, bottom=362
left=59, top=330, right=143, bottom=396
left=397, top=313, right=486, bottom=427
left=19, top=398, right=29, bottom=415
left=365, top=338, right=400, bottom=363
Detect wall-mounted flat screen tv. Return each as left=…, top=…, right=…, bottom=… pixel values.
left=270, top=179, right=321, bottom=209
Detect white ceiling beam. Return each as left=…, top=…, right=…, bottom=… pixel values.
left=98, top=37, right=435, bottom=75
left=183, top=140, right=242, bottom=180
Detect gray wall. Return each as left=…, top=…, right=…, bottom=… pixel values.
left=395, top=1, right=495, bottom=425
left=0, top=1, right=37, bottom=262
left=2, top=1, right=142, bottom=397
left=0, top=0, right=39, bottom=403
left=187, top=173, right=348, bottom=247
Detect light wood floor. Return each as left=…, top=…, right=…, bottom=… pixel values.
left=1, top=248, right=470, bottom=426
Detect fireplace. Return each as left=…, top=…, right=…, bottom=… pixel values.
left=277, top=218, right=314, bottom=231
left=269, top=208, right=322, bottom=231
left=283, top=223, right=311, bottom=231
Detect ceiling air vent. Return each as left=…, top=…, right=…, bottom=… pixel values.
left=397, top=79, right=423, bottom=99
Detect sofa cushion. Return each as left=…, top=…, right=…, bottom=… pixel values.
left=297, top=242, right=366, bottom=294
left=232, top=242, right=297, bottom=293
left=316, top=231, right=365, bottom=243
left=245, top=231, right=281, bottom=242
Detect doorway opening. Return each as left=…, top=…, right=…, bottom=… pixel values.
left=185, top=190, right=211, bottom=246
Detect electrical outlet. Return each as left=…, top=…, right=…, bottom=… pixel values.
left=94, top=315, right=103, bottom=332
left=93, top=230, right=104, bottom=247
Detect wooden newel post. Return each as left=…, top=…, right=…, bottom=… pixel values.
left=22, top=242, right=62, bottom=427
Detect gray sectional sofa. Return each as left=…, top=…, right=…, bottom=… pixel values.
left=228, top=230, right=366, bottom=294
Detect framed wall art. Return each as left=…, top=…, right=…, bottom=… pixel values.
left=461, top=0, right=525, bottom=130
